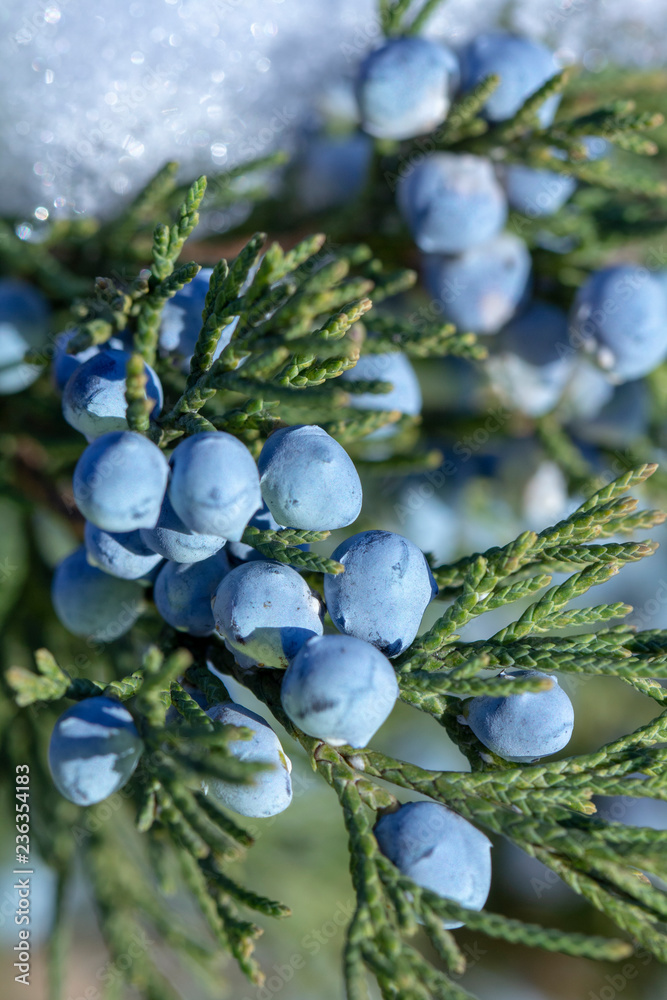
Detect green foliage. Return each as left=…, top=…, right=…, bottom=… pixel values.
left=3, top=17, right=667, bottom=1000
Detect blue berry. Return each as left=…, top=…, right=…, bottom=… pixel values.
left=84, top=522, right=163, bottom=581
left=52, top=331, right=126, bottom=391
left=341, top=351, right=422, bottom=438
left=140, top=490, right=225, bottom=564
left=258, top=425, right=362, bottom=531
left=213, top=560, right=324, bottom=668
left=374, top=802, right=492, bottom=928
left=324, top=530, right=438, bottom=657
left=62, top=348, right=163, bottom=439
left=464, top=669, right=574, bottom=762
left=298, top=132, right=372, bottom=213
left=570, top=265, right=667, bottom=381
left=0, top=328, right=42, bottom=395
left=0, top=279, right=49, bottom=394
left=154, top=549, right=230, bottom=636
left=52, top=547, right=143, bottom=641
left=499, top=161, right=576, bottom=217
left=559, top=357, right=614, bottom=421
left=281, top=634, right=398, bottom=747
left=459, top=32, right=561, bottom=126
left=206, top=702, right=293, bottom=817
left=48, top=696, right=143, bottom=805
left=489, top=301, right=574, bottom=416
left=168, top=431, right=261, bottom=541
left=356, top=37, right=459, bottom=140
left=576, top=379, right=649, bottom=447
left=160, top=268, right=239, bottom=370
left=73, top=431, right=169, bottom=533
left=422, top=232, right=532, bottom=334
left=398, top=153, right=507, bottom=254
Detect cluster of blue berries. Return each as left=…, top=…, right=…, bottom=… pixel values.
left=356, top=32, right=563, bottom=337
left=356, top=33, right=578, bottom=420
left=47, top=326, right=578, bottom=926
left=48, top=333, right=419, bottom=802
left=367, top=668, right=574, bottom=919
left=354, top=33, right=667, bottom=415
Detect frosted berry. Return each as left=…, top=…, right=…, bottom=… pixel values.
left=140, top=490, right=225, bottom=564
left=341, top=351, right=422, bottom=438
left=154, top=549, right=230, bottom=637
left=459, top=32, right=561, bottom=126
left=52, top=547, right=143, bottom=642
left=499, top=161, right=576, bottom=217
left=62, top=348, right=163, bottom=439
left=258, top=425, right=362, bottom=531
left=52, top=331, right=126, bottom=391
left=464, top=669, right=574, bottom=762
left=356, top=37, right=459, bottom=140
left=160, top=267, right=239, bottom=371
left=281, top=634, right=398, bottom=747
left=48, top=696, right=143, bottom=805
left=324, top=530, right=438, bottom=657
left=206, top=702, right=292, bottom=817
left=570, top=265, right=667, bottom=382
left=213, top=560, right=324, bottom=668
left=0, top=279, right=49, bottom=395
left=422, top=232, right=531, bottom=334
left=84, top=522, right=163, bottom=581
left=374, top=801, right=492, bottom=928
left=73, top=431, right=169, bottom=533
left=398, top=153, right=507, bottom=254
left=488, top=301, right=574, bottom=416
left=168, top=431, right=261, bottom=541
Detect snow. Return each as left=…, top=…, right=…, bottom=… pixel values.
left=0, top=0, right=665, bottom=220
